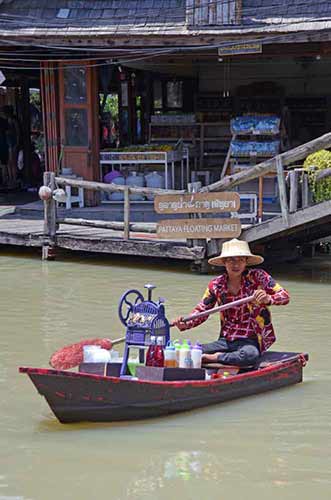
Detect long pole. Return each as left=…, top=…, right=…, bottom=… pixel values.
left=170, top=295, right=255, bottom=326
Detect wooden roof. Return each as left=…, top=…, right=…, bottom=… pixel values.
left=0, top=1, right=330, bottom=41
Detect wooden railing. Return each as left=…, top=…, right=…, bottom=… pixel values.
left=41, top=172, right=184, bottom=259
left=202, top=131, right=331, bottom=225
left=41, top=132, right=331, bottom=258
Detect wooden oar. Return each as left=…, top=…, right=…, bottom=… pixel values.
left=50, top=296, right=255, bottom=370
left=170, top=295, right=255, bottom=326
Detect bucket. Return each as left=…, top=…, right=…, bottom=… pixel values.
left=83, top=345, right=101, bottom=362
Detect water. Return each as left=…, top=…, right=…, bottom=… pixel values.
left=1, top=249, right=330, bottom=500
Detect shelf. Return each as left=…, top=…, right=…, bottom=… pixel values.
left=204, top=135, right=231, bottom=141
left=150, top=137, right=229, bottom=142
left=233, top=132, right=279, bottom=137
left=204, top=152, right=226, bottom=156
left=150, top=119, right=231, bottom=170
left=231, top=154, right=275, bottom=159
left=150, top=123, right=198, bottom=126
left=101, top=200, right=153, bottom=205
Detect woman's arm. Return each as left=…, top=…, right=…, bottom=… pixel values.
left=253, top=269, right=290, bottom=305
left=173, top=282, right=218, bottom=331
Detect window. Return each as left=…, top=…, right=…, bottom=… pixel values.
left=186, top=0, right=241, bottom=26
left=166, top=81, right=183, bottom=109
left=153, top=80, right=163, bottom=110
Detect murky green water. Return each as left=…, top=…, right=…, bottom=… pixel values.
left=1, top=249, right=330, bottom=500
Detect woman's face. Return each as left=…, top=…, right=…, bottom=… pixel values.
left=224, top=256, right=247, bottom=276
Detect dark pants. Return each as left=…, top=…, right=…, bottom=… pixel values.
left=201, top=337, right=260, bottom=367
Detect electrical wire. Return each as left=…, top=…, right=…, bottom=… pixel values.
left=0, top=2, right=329, bottom=70
left=0, top=24, right=329, bottom=64
left=0, top=32, right=328, bottom=71
left=0, top=48, right=183, bottom=71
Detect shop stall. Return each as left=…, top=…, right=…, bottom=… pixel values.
left=99, top=144, right=189, bottom=203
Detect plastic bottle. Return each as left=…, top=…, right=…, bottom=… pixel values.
left=145, top=171, right=164, bottom=200
left=110, top=175, right=125, bottom=201
left=146, top=335, right=156, bottom=366
left=126, top=171, right=145, bottom=201
left=103, top=170, right=122, bottom=184
left=153, top=336, right=165, bottom=367
left=179, top=339, right=192, bottom=368
left=173, top=340, right=182, bottom=367
left=164, top=341, right=177, bottom=368
left=191, top=343, right=203, bottom=369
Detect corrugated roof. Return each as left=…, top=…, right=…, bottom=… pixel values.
left=0, top=1, right=330, bottom=39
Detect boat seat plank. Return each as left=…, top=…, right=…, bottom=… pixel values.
left=202, top=351, right=308, bottom=372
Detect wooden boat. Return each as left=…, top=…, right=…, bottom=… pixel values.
left=19, top=351, right=308, bottom=424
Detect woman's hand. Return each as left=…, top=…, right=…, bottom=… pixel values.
left=253, top=289, right=272, bottom=305
left=171, top=316, right=188, bottom=331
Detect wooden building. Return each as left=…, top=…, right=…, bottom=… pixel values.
left=1, top=1, right=331, bottom=204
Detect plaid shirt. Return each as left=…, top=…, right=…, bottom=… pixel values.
left=180, top=269, right=290, bottom=352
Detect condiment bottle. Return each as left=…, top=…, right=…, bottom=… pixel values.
left=179, top=339, right=192, bottom=368
left=146, top=335, right=156, bottom=366
left=191, top=342, right=203, bottom=369
left=173, top=339, right=182, bottom=367
left=153, top=336, right=165, bottom=367
left=164, top=341, right=177, bottom=368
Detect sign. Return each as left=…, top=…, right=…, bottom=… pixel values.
left=156, top=218, right=241, bottom=240
left=154, top=192, right=240, bottom=214
left=218, top=43, right=262, bottom=57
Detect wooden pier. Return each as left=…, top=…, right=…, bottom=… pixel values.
left=0, top=213, right=205, bottom=262
left=0, top=133, right=331, bottom=269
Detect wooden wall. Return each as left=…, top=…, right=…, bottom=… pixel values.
left=197, top=57, right=331, bottom=96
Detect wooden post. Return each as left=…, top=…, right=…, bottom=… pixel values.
left=20, top=78, right=32, bottom=185
left=187, top=181, right=202, bottom=249
left=221, top=133, right=236, bottom=179
left=199, top=123, right=204, bottom=169
left=187, top=181, right=208, bottom=272
left=289, top=170, right=299, bottom=213
left=258, top=176, right=263, bottom=222
left=276, top=156, right=289, bottom=226
left=301, top=171, right=309, bottom=208
left=42, top=171, right=57, bottom=260
left=123, top=186, right=130, bottom=240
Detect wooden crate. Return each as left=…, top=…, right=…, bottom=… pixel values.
left=136, top=366, right=205, bottom=381
left=79, top=362, right=125, bottom=377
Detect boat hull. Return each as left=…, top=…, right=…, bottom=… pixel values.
left=20, top=353, right=307, bottom=423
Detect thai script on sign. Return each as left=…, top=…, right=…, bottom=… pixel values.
left=218, top=43, right=262, bottom=57
left=154, top=192, right=240, bottom=214
left=158, top=198, right=236, bottom=212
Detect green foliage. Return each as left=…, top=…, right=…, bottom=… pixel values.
left=29, top=89, right=41, bottom=110
left=100, top=93, right=118, bottom=120
left=303, top=149, right=331, bottom=202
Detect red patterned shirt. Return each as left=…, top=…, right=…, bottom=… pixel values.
left=179, top=269, right=290, bottom=352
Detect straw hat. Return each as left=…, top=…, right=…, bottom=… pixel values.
left=208, top=238, right=264, bottom=267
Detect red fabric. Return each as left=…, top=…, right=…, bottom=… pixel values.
left=179, top=269, right=289, bottom=352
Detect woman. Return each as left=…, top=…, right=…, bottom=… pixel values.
left=173, top=239, right=290, bottom=367
left=3, top=106, right=20, bottom=187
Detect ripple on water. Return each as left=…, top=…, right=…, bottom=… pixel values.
left=1, top=252, right=331, bottom=500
